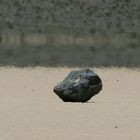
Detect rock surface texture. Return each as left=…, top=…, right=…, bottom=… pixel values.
left=54, top=69, right=102, bottom=102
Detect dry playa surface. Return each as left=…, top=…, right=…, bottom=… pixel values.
left=0, top=67, right=140, bottom=140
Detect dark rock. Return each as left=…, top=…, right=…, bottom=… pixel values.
left=53, top=68, right=102, bottom=102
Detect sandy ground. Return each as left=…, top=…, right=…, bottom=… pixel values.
left=0, top=67, right=140, bottom=140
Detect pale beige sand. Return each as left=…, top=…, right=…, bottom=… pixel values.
left=0, top=67, right=140, bottom=140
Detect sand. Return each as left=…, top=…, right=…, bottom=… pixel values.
left=0, top=67, right=140, bottom=140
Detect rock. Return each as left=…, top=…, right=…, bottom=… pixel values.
left=53, top=68, right=102, bottom=102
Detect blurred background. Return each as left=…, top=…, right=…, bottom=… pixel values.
left=0, top=0, right=140, bottom=67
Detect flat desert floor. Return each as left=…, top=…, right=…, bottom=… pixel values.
left=0, top=67, right=140, bottom=140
